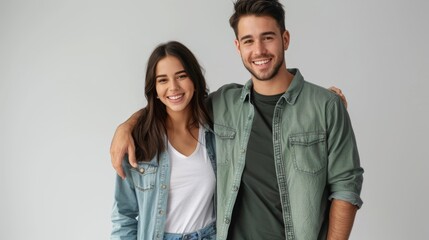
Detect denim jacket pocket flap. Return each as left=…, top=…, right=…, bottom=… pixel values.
left=130, top=164, right=157, bottom=191
left=130, top=164, right=157, bottom=175
left=289, top=132, right=327, bottom=175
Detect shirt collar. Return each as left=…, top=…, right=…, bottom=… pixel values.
left=240, top=68, right=304, bottom=105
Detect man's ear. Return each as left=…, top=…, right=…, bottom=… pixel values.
left=234, top=39, right=241, bottom=54
left=283, top=30, right=290, bottom=51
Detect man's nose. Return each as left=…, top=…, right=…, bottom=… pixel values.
left=254, top=40, right=267, bottom=55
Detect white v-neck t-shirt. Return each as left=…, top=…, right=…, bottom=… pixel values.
left=164, top=127, right=216, bottom=233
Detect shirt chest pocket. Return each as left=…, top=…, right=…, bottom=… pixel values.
left=130, top=165, right=157, bottom=192
left=213, top=124, right=236, bottom=165
left=289, top=132, right=327, bottom=175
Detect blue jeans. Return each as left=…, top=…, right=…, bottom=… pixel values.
left=163, top=222, right=216, bottom=240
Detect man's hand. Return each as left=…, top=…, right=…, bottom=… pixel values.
left=329, top=86, right=348, bottom=109
left=110, top=123, right=137, bottom=179
left=110, top=110, right=142, bottom=178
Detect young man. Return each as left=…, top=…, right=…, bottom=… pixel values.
left=110, top=0, right=363, bottom=239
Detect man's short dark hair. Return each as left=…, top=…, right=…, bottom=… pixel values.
left=229, top=0, right=286, bottom=38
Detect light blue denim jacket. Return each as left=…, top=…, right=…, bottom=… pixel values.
left=111, top=128, right=216, bottom=240
left=208, top=69, right=364, bottom=240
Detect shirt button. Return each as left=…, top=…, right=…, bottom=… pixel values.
left=139, top=168, right=145, bottom=173
left=161, top=184, right=167, bottom=189
left=225, top=218, right=230, bottom=224
left=232, top=186, right=238, bottom=191
left=159, top=210, right=164, bottom=215
left=241, top=149, right=245, bottom=153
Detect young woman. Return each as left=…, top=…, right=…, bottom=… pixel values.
left=111, top=41, right=216, bottom=240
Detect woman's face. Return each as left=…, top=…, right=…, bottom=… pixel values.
left=155, top=56, right=195, bottom=116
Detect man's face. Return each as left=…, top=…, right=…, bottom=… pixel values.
left=234, top=15, right=289, bottom=81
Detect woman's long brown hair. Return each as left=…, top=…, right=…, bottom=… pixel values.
left=133, top=41, right=211, bottom=162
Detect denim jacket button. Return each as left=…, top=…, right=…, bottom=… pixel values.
left=139, top=168, right=145, bottom=173
left=233, top=186, right=238, bottom=191
left=225, top=218, right=230, bottom=224
left=161, top=184, right=167, bottom=189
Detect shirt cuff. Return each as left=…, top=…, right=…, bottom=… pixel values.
left=329, top=191, right=363, bottom=208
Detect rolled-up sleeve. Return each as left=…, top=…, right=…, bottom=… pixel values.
left=326, top=95, right=364, bottom=208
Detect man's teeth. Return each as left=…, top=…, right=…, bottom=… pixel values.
left=254, top=59, right=270, bottom=65
left=168, top=95, right=182, bottom=100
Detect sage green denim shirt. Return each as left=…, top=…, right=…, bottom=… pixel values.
left=208, top=69, right=363, bottom=240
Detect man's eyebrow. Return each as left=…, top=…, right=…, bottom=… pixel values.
left=261, top=31, right=276, bottom=36
left=239, top=35, right=252, bottom=42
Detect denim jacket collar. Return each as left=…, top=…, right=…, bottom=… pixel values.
left=136, top=125, right=215, bottom=167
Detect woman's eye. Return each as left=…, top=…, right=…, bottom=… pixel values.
left=177, top=74, right=188, bottom=79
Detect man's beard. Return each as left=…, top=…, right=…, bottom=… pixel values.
left=243, top=54, right=284, bottom=81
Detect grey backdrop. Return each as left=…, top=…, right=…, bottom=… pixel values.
left=1, top=0, right=428, bottom=239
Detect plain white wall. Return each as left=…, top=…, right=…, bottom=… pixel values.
left=1, top=0, right=428, bottom=239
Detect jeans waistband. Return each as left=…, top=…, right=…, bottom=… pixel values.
left=163, top=221, right=216, bottom=240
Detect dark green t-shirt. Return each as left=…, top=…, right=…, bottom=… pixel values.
left=227, top=90, right=285, bottom=239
